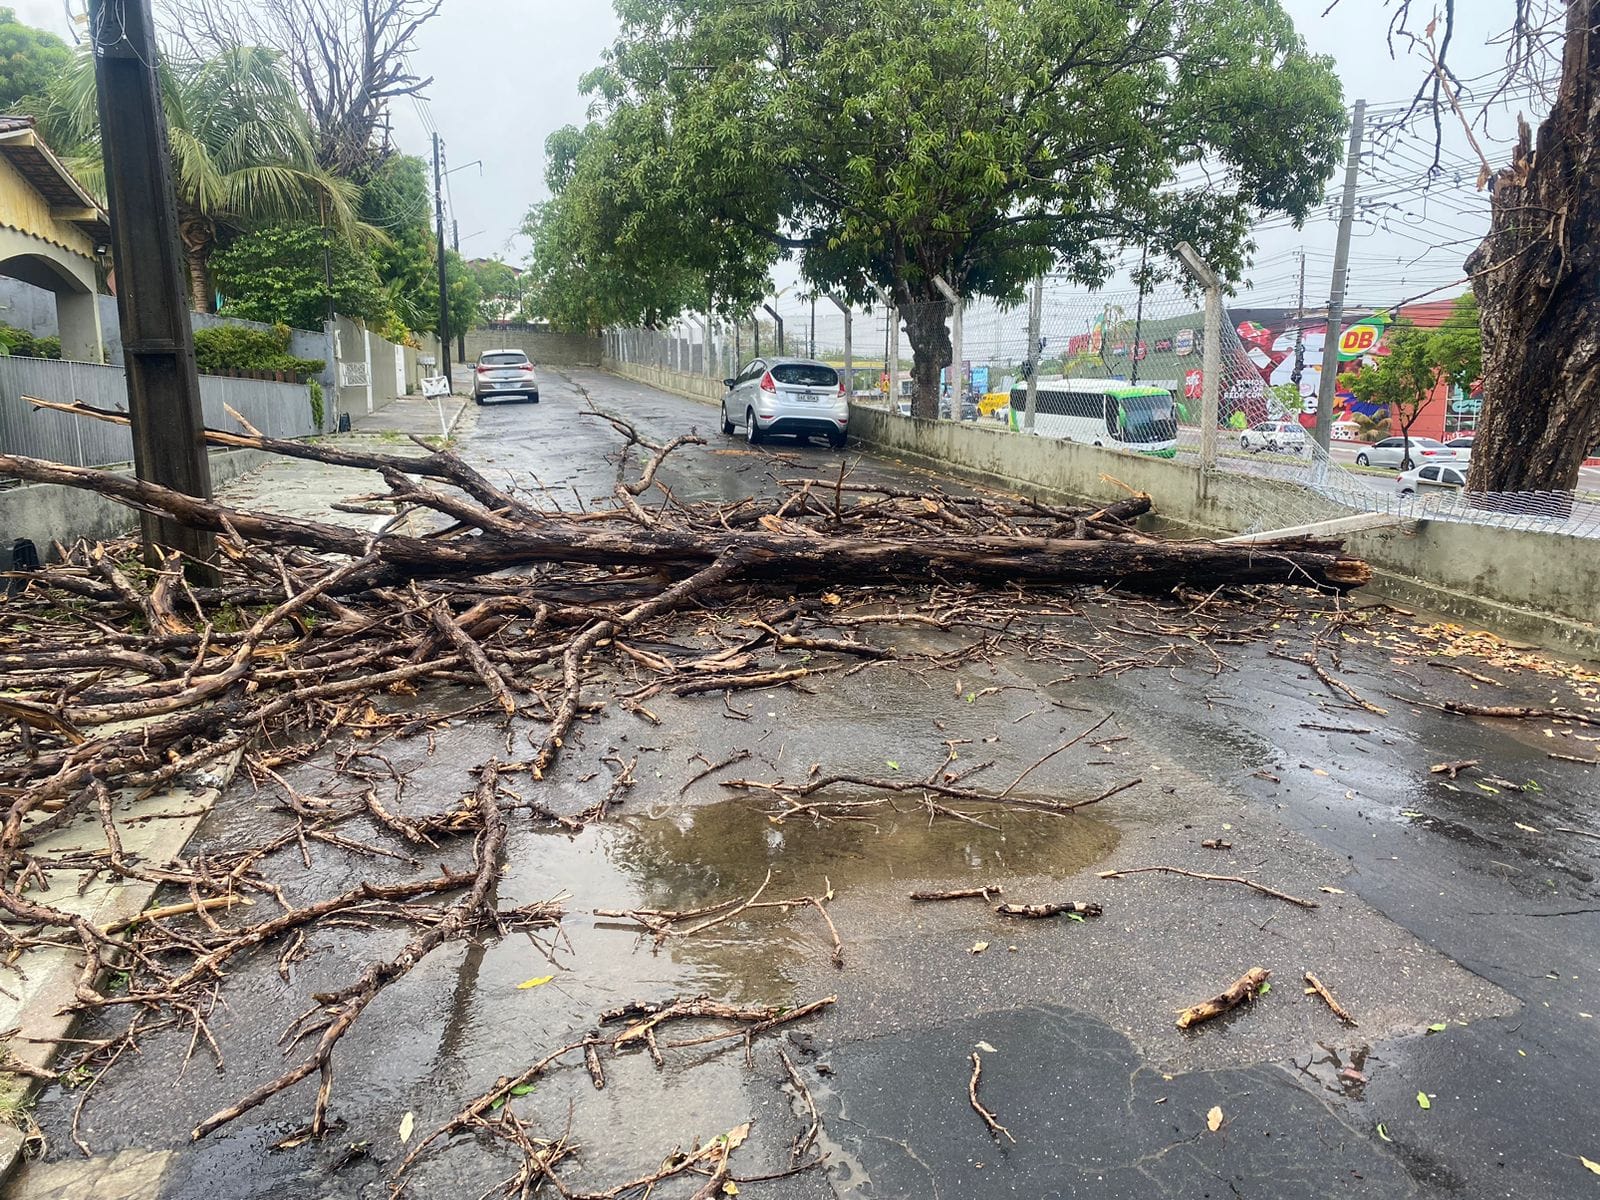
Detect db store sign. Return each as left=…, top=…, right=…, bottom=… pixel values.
left=1183, top=370, right=1203, bottom=399
left=1337, top=322, right=1384, bottom=360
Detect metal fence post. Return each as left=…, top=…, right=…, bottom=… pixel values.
left=1024, top=277, right=1042, bottom=432
left=1200, top=286, right=1222, bottom=481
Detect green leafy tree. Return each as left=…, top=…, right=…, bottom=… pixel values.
left=546, top=0, right=1345, bottom=413
left=0, top=8, right=70, bottom=119
left=1431, top=294, right=1483, bottom=400
left=212, top=222, right=388, bottom=330
left=445, top=250, right=482, bottom=342
left=47, top=44, right=365, bottom=312
left=468, top=258, right=525, bottom=323
left=1347, top=322, right=1440, bottom=469
left=360, top=154, right=438, bottom=335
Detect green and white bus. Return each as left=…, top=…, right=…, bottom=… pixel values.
left=1008, top=379, right=1179, bottom=458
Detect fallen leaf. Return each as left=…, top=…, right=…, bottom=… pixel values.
left=886, top=760, right=900, bottom=771
left=1313, top=768, right=1330, bottom=777
left=723, top=1183, right=741, bottom=1195
left=821, top=592, right=841, bottom=606
left=1339, top=1068, right=1368, bottom=1084
left=517, top=975, right=555, bottom=990
left=1402, top=810, right=1425, bottom=818
left=398, top=1111, right=415, bottom=1143
left=1515, top=822, right=1541, bottom=834
left=976, top=1041, right=998, bottom=1053
left=1417, top=1092, right=1432, bottom=1110
left=1319, top=886, right=1345, bottom=894
left=1206, top=1105, right=1224, bottom=1132
left=510, top=1083, right=536, bottom=1097
left=970, top=941, right=989, bottom=954
left=1067, top=912, right=1085, bottom=922
left=1376, top=1123, right=1392, bottom=1142
left=1257, top=982, right=1272, bottom=995
left=1427, top=1022, right=1448, bottom=1033
left=1475, top=782, right=1501, bottom=794
left=723, top=1122, right=752, bottom=1150
left=1581, top=1156, right=1600, bottom=1176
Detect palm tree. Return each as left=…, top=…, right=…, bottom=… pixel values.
left=46, top=45, right=368, bottom=312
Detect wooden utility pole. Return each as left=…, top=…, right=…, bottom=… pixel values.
left=90, top=0, right=214, bottom=572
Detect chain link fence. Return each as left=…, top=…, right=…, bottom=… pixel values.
left=608, top=285, right=1599, bottom=539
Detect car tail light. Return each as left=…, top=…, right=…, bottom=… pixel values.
left=476, top=365, right=491, bottom=373
left=760, top=371, right=776, bottom=393
left=1422, top=448, right=1440, bottom=456
left=838, top=379, right=847, bottom=397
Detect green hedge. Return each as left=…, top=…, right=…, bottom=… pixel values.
left=193, top=323, right=325, bottom=380
left=0, top=323, right=61, bottom=359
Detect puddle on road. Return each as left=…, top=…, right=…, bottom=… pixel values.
left=490, top=795, right=1121, bottom=1006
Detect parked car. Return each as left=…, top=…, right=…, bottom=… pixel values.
left=1446, top=435, right=1475, bottom=463
left=721, top=357, right=849, bottom=447
left=1397, top=462, right=1469, bottom=495
left=1240, top=421, right=1307, bottom=454
left=1354, top=436, right=1457, bottom=470
left=473, top=350, right=539, bottom=404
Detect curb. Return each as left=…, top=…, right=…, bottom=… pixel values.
left=0, top=746, right=247, bottom=1186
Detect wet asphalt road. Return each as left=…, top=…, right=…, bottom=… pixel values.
left=12, top=368, right=1600, bottom=1200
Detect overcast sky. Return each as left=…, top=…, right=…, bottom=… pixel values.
left=21, top=0, right=1546, bottom=309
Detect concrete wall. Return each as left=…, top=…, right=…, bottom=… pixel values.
left=607, top=359, right=723, bottom=405
left=844, top=404, right=1600, bottom=658
left=328, top=316, right=424, bottom=423
left=467, top=327, right=603, bottom=367
left=0, top=449, right=272, bottom=556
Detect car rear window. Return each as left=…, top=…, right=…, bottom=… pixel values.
left=482, top=353, right=529, bottom=366
left=771, top=363, right=839, bottom=387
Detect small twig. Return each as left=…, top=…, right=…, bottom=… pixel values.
left=1097, top=865, right=1319, bottom=909
left=909, top=886, right=1004, bottom=902
left=1303, top=971, right=1358, bottom=1026
left=967, top=1052, right=1015, bottom=1144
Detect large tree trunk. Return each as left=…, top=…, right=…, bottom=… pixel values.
left=899, top=292, right=950, bottom=419
left=1467, top=0, right=1600, bottom=494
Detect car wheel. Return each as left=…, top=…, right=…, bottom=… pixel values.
left=720, top=405, right=736, bottom=435
left=828, top=430, right=847, bottom=449
left=745, top=408, right=763, bottom=445
left=474, top=395, right=483, bottom=406
left=1399, top=487, right=1415, bottom=496
left=529, top=391, right=540, bottom=403
left=1355, top=453, right=1370, bottom=466
left=1401, top=457, right=1415, bottom=471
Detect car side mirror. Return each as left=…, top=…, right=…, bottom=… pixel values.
left=722, top=378, right=736, bottom=389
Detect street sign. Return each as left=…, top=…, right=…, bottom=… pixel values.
left=1175, top=329, right=1195, bottom=357
left=1183, top=369, right=1203, bottom=399
left=339, top=362, right=370, bottom=387
left=421, top=375, right=451, bottom=398
left=1337, top=316, right=1391, bottom=360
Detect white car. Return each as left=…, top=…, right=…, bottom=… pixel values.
left=1354, top=436, right=1458, bottom=470
left=1240, top=421, right=1307, bottom=454
left=1397, top=462, right=1468, bottom=495
left=1446, top=436, right=1475, bottom=463
left=721, top=357, right=849, bottom=447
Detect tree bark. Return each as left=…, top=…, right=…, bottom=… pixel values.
left=180, top=213, right=216, bottom=314
left=0, top=449, right=1372, bottom=594
left=899, top=291, right=950, bottom=419
left=1467, top=0, right=1600, bottom=494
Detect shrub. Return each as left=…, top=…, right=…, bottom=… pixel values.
left=308, top=379, right=325, bottom=429
left=193, top=324, right=324, bottom=379
left=0, top=323, right=61, bottom=358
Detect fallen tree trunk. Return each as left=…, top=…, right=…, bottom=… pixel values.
left=0, top=450, right=1370, bottom=593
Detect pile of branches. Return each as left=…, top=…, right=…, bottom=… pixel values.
left=0, top=400, right=1372, bottom=1160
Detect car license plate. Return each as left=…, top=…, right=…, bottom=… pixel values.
left=785, top=391, right=817, bottom=402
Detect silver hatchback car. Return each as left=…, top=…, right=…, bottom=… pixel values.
left=721, top=357, right=848, bottom=447
left=473, top=349, right=539, bottom=404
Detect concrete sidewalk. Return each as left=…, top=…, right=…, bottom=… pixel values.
left=0, top=391, right=470, bottom=1185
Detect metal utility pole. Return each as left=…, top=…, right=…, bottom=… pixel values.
left=1024, top=277, right=1043, bottom=432
left=451, top=218, right=465, bottom=366
left=1130, top=243, right=1149, bottom=386
left=432, top=132, right=451, bottom=388
left=809, top=295, right=816, bottom=358
left=1314, top=99, right=1366, bottom=453
left=90, top=0, right=214, bottom=571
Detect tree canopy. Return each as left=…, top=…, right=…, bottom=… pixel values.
left=0, top=7, right=69, bottom=118
left=212, top=222, right=388, bottom=330
left=536, top=0, right=1346, bottom=412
